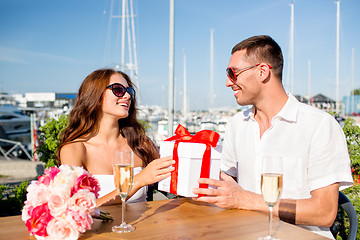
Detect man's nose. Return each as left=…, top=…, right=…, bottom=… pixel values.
left=225, top=77, right=233, bottom=87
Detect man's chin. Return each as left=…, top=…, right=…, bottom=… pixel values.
left=236, top=98, right=249, bottom=106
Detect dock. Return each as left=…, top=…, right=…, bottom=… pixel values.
left=0, top=157, right=44, bottom=185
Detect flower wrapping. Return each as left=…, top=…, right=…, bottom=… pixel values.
left=22, top=165, right=101, bottom=240
left=158, top=124, right=221, bottom=197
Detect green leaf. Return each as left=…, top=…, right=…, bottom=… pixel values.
left=35, top=115, right=69, bottom=166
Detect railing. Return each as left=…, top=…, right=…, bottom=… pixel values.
left=0, top=138, right=33, bottom=161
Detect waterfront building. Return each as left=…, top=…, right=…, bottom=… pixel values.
left=295, top=94, right=336, bottom=111
left=343, top=95, right=360, bottom=116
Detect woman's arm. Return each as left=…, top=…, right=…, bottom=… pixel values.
left=59, top=142, right=86, bottom=167
left=129, top=156, right=175, bottom=197
left=96, top=156, right=175, bottom=206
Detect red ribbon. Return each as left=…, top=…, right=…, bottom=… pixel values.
left=165, top=124, right=219, bottom=197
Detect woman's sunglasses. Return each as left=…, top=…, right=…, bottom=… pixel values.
left=106, top=83, right=135, bottom=100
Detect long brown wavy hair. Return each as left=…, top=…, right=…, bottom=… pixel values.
left=58, top=68, right=159, bottom=166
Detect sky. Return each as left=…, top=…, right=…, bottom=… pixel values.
left=0, top=0, right=359, bottom=111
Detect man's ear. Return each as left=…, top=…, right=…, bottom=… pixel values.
left=258, top=63, right=271, bottom=83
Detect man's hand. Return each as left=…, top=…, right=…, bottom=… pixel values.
left=192, top=172, right=265, bottom=210
left=193, top=171, right=340, bottom=228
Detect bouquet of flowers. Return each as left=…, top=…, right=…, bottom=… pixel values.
left=22, top=165, right=110, bottom=240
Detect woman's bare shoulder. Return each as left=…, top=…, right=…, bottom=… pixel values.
left=60, top=142, right=86, bottom=166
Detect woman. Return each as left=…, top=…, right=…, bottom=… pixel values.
left=59, top=68, right=174, bottom=205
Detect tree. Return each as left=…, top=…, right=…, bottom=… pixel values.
left=351, top=88, right=360, bottom=95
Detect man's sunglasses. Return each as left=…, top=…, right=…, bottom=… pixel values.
left=226, top=64, right=272, bottom=83
left=106, top=83, right=135, bottom=100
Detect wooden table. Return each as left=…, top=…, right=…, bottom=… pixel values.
left=0, top=198, right=329, bottom=240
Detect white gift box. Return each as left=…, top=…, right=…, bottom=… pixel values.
left=158, top=141, right=222, bottom=197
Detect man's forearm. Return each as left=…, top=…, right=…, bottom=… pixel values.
left=274, top=184, right=339, bottom=227
left=278, top=200, right=296, bottom=224
left=244, top=186, right=338, bottom=227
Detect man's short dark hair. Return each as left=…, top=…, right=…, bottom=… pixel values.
left=232, top=35, right=283, bottom=79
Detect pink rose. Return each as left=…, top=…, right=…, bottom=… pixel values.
left=71, top=174, right=100, bottom=198
left=26, top=182, right=49, bottom=207
left=25, top=203, right=53, bottom=237
left=68, top=189, right=96, bottom=212
left=37, top=167, right=60, bottom=185
left=65, top=210, right=93, bottom=233
left=46, top=217, right=80, bottom=240
left=48, top=193, right=68, bottom=217
left=21, top=203, right=33, bottom=222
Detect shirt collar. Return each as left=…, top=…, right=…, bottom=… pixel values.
left=243, top=93, right=299, bottom=123
left=274, top=93, right=298, bottom=123
left=243, top=107, right=254, bottom=120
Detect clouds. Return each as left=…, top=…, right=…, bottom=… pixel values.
left=0, top=46, right=83, bottom=65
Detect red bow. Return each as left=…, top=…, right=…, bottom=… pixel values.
left=165, top=124, right=219, bottom=197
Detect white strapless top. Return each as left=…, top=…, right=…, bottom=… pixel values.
left=94, top=167, right=147, bottom=203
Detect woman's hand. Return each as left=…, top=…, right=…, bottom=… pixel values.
left=135, top=156, right=175, bottom=187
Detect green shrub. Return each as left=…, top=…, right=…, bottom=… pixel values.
left=340, top=117, right=360, bottom=240
left=35, top=116, right=150, bottom=168
left=331, top=116, right=360, bottom=240
left=35, top=115, right=69, bottom=168
left=0, top=114, right=154, bottom=216
left=0, top=181, right=29, bottom=217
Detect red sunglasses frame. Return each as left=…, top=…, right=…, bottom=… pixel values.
left=226, top=63, right=272, bottom=83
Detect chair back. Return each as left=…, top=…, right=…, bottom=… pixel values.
left=338, top=191, right=358, bottom=240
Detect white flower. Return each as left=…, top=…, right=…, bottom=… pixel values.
left=21, top=203, right=31, bottom=222
left=50, top=170, right=76, bottom=197
left=72, top=166, right=87, bottom=178
left=26, top=182, right=49, bottom=207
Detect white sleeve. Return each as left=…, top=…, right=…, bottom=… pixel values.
left=220, top=117, right=238, bottom=178
left=307, top=115, right=353, bottom=191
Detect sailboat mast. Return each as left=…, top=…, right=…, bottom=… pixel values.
left=352, top=48, right=355, bottom=113
left=168, top=0, right=175, bottom=136
left=130, top=0, right=139, bottom=93
left=335, top=0, right=340, bottom=113
left=210, top=29, right=214, bottom=109
left=104, top=0, right=139, bottom=95
left=290, top=2, right=294, bottom=94
left=125, top=2, right=133, bottom=78
left=121, top=0, right=126, bottom=72
left=183, top=51, right=187, bottom=120
left=308, top=60, right=312, bottom=105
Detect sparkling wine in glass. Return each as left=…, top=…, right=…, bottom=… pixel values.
left=259, top=156, right=283, bottom=240
left=112, top=149, right=135, bottom=233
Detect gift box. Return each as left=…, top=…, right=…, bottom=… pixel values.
left=158, top=124, right=222, bottom=197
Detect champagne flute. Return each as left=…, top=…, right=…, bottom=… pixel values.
left=259, top=156, right=283, bottom=240
left=112, top=149, right=135, bottom=233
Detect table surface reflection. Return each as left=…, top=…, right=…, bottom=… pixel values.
left=0, top=198, right=329, bottom=240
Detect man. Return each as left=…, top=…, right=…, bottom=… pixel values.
left=192, top=35, right=353, bottom=239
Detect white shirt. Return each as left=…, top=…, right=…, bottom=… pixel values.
left=221, top=93, right=353, bottom=238
left=94, top=167, right=147, bottom=203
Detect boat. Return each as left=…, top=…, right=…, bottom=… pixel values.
left=0, top=105, right=31, bottom=145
